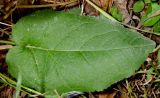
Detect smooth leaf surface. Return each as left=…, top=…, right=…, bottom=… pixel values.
left=153, top=20, right=160, bottom=32
left=7, top=10, right=155, bottom=95
left=133, top=1, right=144, bottom=13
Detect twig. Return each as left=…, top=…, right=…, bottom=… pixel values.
left=15, top=0, right=78, bottom=8
left=122, top=24, right=160, bottom=36
left=0, top=73, right=43, bottom=96
left=14, top=73, right=22, bottom=98
left=153, top=44, right=160, bottom=52
left=0, top=45, right=13, bottom=50
left=0, top=22, right=12, bottom=27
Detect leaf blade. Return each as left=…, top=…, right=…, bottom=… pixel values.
left=7, top=10, right=155, bottom=95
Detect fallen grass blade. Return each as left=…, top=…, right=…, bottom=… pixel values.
left=0, top=40, right=15, bottom=45
left=14, top=0, right=78, bottom=8
left=0, top=45, right=13, bottom=50
left=14, top=72, right=22, bottom=98
left=0, top=73, right=43, bottom=96
left=85, top=0, right=117, bottom=22
left=0, top=22, right=12, bottom=27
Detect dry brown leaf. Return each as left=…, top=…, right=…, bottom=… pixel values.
left=97, top=0, right=108, bottom=11
left=127, top=0, right=134, bottom=13
left=152, top=35, right=160, bottom=44
left=94, top=91, right=117, bottom=98
left=113, top=0, right=131, bottom=24
left=0, top=86, right=15, bottom=98
left=0, top=0, right=4, bottom=6
left=84, top=0, right=99, bottom=16
left=19, top=91, right=28, bottom=98
left=107, top=0, right=113, bottom=12
left=84, top=0, right=108, bottom=16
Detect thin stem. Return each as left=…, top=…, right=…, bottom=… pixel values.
left=85, top=0, right=117, bottom=22
left=14, top=73, right=22, bottom=98
left=0, top=22, right=12, bottom=27
left=0, top=40, right=15, bottom=45
left=153, top=44, right=160, bottom=52
left=0, top=0, right=78, bottom=8
left=0, top=75, right=32, bottom=96
left=0, top=73, right=43, bottom=96
left=17, top=0, right=78, bottom=8
left=122, top=23, right=160, bottom=36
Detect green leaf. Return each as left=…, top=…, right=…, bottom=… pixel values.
left=110, top=6, right=122, bottom=21
left=144, top=0, right=151, bottom=4
left=141, top=3, right=160, bottom=26
left=141, top=15, right=160, bottom=26
left=158, top=51, right=160, bottom=64
left=153, top=20, right=160, bottom=32
left=133, top=1, right=145, bottom=13
left=6, top=10, right=155, bottom=95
